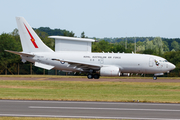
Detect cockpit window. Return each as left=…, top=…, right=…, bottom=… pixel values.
left=159, top=60, right=168, bottom=62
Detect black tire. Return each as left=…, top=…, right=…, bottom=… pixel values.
left=87, top=74, right=93, bottom=79
left=153, top=76, right=157, bottom=80
left=94, top=74, right=100, bottom=79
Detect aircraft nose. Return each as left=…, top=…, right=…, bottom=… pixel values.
left=169, top=63, right=176, bottom=70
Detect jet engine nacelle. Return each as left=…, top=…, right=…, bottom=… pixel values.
left=100, top=66, right=120, bottom=76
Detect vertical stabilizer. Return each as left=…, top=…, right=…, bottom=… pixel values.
left=16, top=17, right=53, bottom=52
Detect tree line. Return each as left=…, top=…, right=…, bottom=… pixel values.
left=0, top=27, right=180, bottom=76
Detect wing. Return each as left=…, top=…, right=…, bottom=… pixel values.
left=52, top=58, right=101, bottom=72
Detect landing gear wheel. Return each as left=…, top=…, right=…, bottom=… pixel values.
left=94, top=74, right=100, bottom=79
left=153, top=76, right=157, bottom=80
left=87, top=74, right=93, bottom=79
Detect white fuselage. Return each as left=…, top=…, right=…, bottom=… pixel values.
left=7, top=17, right=176, bottom=79
left=21, top=52, right=175, bottom=75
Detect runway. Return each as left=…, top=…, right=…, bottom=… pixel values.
left=0, top=100, right=180, bottom=119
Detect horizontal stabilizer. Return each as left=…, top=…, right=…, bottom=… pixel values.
left=35, top=62, right=54, bottom=70
left=5, top=50, right=34, bottom=57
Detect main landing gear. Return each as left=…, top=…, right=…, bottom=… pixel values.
left=87, top=74, right=100, bottom=79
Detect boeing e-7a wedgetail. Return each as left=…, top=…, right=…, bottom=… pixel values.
left=6, top=17, right=175, bottom=80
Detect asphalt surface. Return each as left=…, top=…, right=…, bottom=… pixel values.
left=0, top=100, right=180, bottom=119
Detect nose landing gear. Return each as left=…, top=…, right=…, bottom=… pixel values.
left=153, top=76, right=157, bottom=80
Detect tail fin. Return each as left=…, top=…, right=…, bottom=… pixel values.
left=16, top=17, right=53, bottom=52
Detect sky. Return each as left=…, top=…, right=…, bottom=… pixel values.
left=0, top=0, right=180, bottom=38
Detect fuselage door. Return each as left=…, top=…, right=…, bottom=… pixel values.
left=149, top=57, right=153, bottom=67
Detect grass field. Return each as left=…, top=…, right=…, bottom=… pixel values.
left=0, top=78, right=180, bottom=103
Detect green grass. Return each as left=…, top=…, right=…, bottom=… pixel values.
left=0, top=80, right=180, bottom=103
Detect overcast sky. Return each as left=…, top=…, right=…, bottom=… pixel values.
left=0, top=0, right=180, bottom=38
